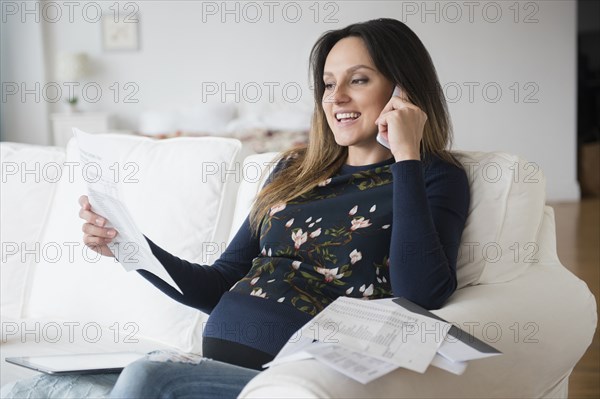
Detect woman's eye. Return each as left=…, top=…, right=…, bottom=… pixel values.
left=324, top=83, right=335, bottom=90
left=352, top=78, right=368, bottom=84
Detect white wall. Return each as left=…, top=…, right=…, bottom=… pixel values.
left=1, top=0, right=50, bottom=145
left=1, top=0, right=579, bottom=201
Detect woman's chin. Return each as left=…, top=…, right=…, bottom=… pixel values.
left=332, top=137, right=352, bottom=147
left=332, top=134, right=377, bottom=148
left=331, top=131, right=357, bottom=146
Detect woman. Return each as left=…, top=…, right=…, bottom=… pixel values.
left=79, top=18, right=470, bottom=399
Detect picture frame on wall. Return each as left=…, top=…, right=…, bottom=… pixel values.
left=102, top=15, right=140, bottom=51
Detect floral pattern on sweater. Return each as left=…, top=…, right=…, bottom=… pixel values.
left=229, top=164, right=396, bottom=316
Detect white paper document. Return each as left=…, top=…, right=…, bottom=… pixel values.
left=430, top=353, right=468, bottom=375
left=265, top=297, right=502, bottom=383
left=263, top=333, right=402, bottom=384
left=303, top=297, right=448, bottom=373
left=307, top=343, right=401, bottom=384
left=388, top=297, right=502, bottom=364
left=74, top=128, right=183, bottom=294
left=437, top=336, right=502, bottom=363
left=265, top=297, right=451, bottom=383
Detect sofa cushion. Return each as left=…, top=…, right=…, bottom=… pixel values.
left=453, top=151, right=547, bottom=287
left=23, top=134, right=241, bottom=353
left=1, top=143, right=65, bottom=319
left=227, top=152, right=279, bottom=244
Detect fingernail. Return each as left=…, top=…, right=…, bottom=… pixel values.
left=96, top=218, right=104, bottom=226
left=108, top=230, right=115, bottom=237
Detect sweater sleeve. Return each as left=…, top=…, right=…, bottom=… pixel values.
left=137, top=216, right=258, bottom=314
left=389, top=155, right=470, bottom=310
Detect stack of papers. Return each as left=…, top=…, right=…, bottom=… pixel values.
left=264, top=297, right=501, bottom=384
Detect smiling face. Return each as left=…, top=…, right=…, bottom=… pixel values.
left=322, top=36, right=394, bottom=150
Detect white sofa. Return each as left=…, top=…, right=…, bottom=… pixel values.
left=0, top=134, right=596, bottom=398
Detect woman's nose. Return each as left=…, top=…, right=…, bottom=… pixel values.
left=325, top=87, right=349, bottom=104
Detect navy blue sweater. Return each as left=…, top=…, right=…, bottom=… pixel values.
left=138, top=153, right=470, bottom=362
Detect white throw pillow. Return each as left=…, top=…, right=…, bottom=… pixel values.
left=1, top=143, right=65, bottom=318
left=453, top=151, right=546, bottom=287
left=227, top=152, right=279, bottom=245
left=24, top=134, right=241, bottom=353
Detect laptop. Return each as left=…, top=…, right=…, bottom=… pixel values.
left=5, top=352, right=146, bottom=375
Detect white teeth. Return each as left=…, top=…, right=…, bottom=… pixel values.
left=336, top=112, right=360, bottom=121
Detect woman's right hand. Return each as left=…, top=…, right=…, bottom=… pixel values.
left=78, top=195, right=118, bottom=258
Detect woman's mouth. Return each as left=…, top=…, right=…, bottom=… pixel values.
left=335, top=112, right=361, bottom=126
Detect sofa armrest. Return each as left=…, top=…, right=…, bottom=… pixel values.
left=239, top=259, right=597, bottom=398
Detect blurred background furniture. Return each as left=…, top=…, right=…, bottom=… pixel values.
left=50, top=112, right=110, bottom=147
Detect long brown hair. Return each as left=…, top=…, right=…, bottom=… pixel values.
left=248, top=18, right=456, bottom=236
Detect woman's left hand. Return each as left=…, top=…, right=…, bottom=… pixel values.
left=375, top=90, right=428, bottom=161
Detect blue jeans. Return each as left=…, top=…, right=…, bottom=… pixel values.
left=109, top=350, right=260, bottom=399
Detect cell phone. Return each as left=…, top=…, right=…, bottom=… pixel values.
left=376, top=86, right=403, bottom=149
